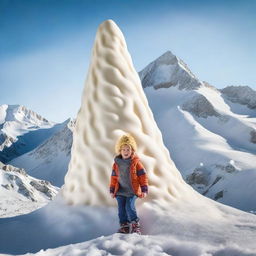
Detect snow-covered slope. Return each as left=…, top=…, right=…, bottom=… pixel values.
left=1, top=20, right=256, bottom=256
left=10, top=119, right=74, bottom=187
left=140, top=53, right=256, bottom=212
left=0, top=105, right=63, bottom=163
left=0, top=162, right=58, bottom=218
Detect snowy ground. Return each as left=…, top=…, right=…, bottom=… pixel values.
left=9, top=232, right=256, bottom=256
left=1, top=193, right=256, bottom=256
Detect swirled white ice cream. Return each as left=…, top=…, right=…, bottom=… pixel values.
left=62, top=19, right=197, bottom=206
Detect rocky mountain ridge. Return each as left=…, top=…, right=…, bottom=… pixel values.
left=0, top=161, right=58, bottom=217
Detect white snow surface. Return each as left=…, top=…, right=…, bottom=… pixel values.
left=0, top=194, right=256, bottom=255
left=1, top=20, right=256, bottom=256
left=12, top=234, right=256, bottom=256
left=0, top=162, right=58, bottom=218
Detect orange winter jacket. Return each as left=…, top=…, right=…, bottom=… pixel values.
left=109, top=153, right=148, bottom=198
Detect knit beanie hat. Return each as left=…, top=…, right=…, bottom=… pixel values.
left=115, top=134, right=137, bottom=154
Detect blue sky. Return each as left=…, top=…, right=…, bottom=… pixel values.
left=1, top=0, right=255, bottom=122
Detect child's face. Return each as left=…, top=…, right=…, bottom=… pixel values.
left=120, top=144, right=132, bottom=159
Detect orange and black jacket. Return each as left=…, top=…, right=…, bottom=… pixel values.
left=109, top=153, right=148, bottom=198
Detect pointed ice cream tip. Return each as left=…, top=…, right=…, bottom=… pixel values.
left=94, top=19, right=128, bottom=53
left=99, top=19, right=119, bottom=31
left=62, top=20, right=194, bottom=206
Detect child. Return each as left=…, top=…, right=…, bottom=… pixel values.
left=109, top=134, right=148, bottom=234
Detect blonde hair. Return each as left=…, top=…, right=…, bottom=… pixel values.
left=115, top=134, right=137, bottom=154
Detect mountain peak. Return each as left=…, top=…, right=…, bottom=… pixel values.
left=139, top=51, right=202, bottom=90
left=157, top=51, right=178, bottom=63
left=0, top=104, right=52, bottom=127
left=0, top=104, right=56, bottom=163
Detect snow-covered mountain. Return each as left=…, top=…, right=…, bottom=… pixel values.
left=0, top=161, right=58, bottom=218
left=1, top=20, right=256, bottom=256
left=10, top=119, right=74, bottom=187
left=139, top=50, right=202, bottom=90
left=0, top=104, right=64, bottom=163
left=139, top=51, right=256, bottom=212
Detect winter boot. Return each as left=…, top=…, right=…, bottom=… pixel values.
left=117, top=222, right=130, bottom=234
left=131, top=220, right=141, bottom=235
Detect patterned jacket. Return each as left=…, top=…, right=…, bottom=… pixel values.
left=109, top=153, right=148, bottom=197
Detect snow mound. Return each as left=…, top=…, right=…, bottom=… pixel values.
left=139, top=51, right=202, bottom=90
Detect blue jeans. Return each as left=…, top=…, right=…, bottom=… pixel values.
left=116, top=195, right=139, bottom=224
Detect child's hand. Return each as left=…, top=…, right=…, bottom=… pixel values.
left=141, top=192, right=147, bottom=198
left=110, top=193, right=115, bottom=198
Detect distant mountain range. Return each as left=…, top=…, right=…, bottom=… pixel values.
left=0, top=105, right=72, bottom=217
left=0, top=104, right=66, bottom=163
left=0, top=50, right=255, bottom=212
